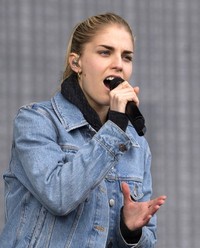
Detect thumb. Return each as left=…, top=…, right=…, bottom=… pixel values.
left=134, top=86, right=140, bottom=95
left=121, top=182, right=132, bottom=205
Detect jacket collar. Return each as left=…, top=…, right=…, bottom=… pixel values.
left=51, top=92, right=89, bottom=132
left=51, top=74, right=103, bottom=132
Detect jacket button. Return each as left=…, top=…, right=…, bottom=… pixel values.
left=119, top=144, right=127, bottom=152
left=94, top=225, right=105, bottom=232
left=109, top=199, right=115, bottom=207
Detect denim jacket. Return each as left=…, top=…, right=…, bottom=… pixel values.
left=0, top=92, right=157, bottom=248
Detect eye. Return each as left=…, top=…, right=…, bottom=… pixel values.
left=123, top=54, right=133, bottom=62
left=98, top=50, right=111, bottom=56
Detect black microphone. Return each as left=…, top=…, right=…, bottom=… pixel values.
left=108, top=77, right=146, bottom=136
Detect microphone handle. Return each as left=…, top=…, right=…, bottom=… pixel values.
left=109, top=77, right=146, bottom=136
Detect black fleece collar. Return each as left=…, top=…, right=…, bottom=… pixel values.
left=61, top=74, right=103, bottom=131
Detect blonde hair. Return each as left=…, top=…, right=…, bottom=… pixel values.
left=62, top=12, right=134, bottom=82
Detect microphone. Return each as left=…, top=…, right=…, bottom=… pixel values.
left=108, top=77, right=146, bottom=136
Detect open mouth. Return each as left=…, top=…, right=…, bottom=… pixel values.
left=103, top=76, right=124, bottom=90
left=103, top=77, right=116, bottom=90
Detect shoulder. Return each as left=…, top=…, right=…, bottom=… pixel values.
left=15, top=91, right=67, bottom=121
left=13, top=93, right=62, bottom=135
left=14, top=98, right=53, bottom=125
left=14, top=92, right=86, bottom=132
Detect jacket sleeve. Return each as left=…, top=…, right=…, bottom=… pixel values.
left=11, top=105, right=133, bottom=216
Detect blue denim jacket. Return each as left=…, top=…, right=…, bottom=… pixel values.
left=0, top=92, right=157, bottom=247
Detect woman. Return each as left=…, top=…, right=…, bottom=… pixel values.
left=0, top=12, right=166, bottom=247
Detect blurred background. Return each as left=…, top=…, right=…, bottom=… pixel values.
left=0, top=0, right=200, bottom=247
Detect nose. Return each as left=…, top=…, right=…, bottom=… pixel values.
left=111, top=55, right=123, bottom=72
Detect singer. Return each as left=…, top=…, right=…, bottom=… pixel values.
left=0, top=12, right=166, bottom=247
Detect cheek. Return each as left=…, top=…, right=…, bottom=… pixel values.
left=82, top=60, right=98, bottom=76
left=82, top=61, right=103, bottom=80
left=126, top=65, right=133, bottom=79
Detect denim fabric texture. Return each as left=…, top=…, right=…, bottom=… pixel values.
left=0, top=92, right=156, bottom=248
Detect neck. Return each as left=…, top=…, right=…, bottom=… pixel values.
left=97, top=107, right=109, bottom=124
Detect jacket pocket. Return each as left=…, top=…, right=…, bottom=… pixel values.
left=59, top=144, right=79, bottom=163
left=15, top=200, right=55, bottom=248
left=119, top=179, right=144, bottom=201
left=28, top=206, right=56, bottom=248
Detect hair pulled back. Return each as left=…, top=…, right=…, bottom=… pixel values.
left=62, top=12, right=134, bottom=82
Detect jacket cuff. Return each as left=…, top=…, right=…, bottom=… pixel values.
left=108, top=110, right=128, bottom=132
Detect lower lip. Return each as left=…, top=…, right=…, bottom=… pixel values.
left=104, top=84, right=110, bottom=91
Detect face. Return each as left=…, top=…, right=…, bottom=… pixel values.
left=74, top=24, right=134, bottom=112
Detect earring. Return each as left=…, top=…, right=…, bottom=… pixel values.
left=72, top=59, right=78, bottom=66
left=77, top=70, right=82, bottom=79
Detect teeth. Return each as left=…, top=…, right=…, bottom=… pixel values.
left=105, top=76, right=115, bottom=81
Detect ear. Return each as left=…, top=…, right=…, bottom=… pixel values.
left=69, top=53, right=81, bottom=73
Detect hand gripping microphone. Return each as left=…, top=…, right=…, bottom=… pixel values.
left=108, top=77, right=146, bottom=136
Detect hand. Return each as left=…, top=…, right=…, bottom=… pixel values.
left=121, top=182, right=167, bottom=231
left=109, top=81, right=140, bottom=113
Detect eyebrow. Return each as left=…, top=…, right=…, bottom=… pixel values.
left=98, top=45, right=134, bottom=54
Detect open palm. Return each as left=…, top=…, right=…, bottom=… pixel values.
left=121, top=182, right=166, bottom=231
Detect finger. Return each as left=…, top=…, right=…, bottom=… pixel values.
left=148, top=205, right=162, bottom=218
left=133, top=86, right=140, bottom=95
left=143, top=214, right=153, bottom=223
left=121, top=182, right=132, bottom=204
left=156, top=196, right=167, bottom=207
left=117, top=81, right=130, bottom=89
left=147, top=197, right=167, bottom=217
left=149, top=195, right=167, bottom=207
left=132, top=94, right=139, bottom=106
left=157, top=195, right=167, bottom=201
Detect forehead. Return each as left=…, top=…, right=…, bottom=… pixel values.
left=88, top=24, right=134, bottom=49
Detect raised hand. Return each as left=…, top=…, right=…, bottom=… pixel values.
left=121, top=182, right=167, bottom=231
left=109, top=81, right=140, bottom=113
